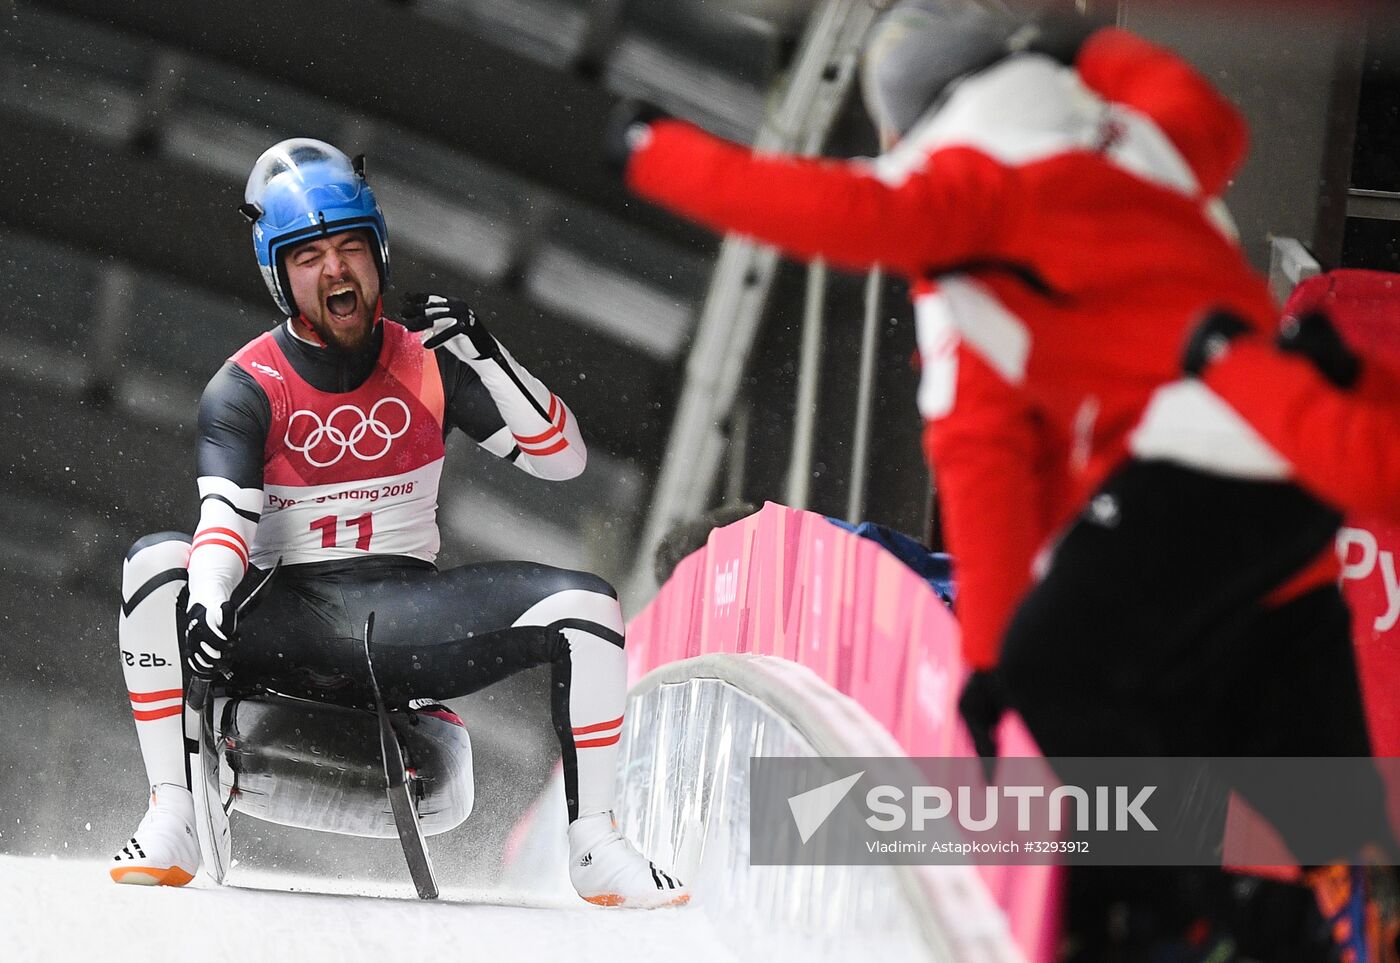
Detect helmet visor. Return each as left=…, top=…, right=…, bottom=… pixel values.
left=245, top=138, right=362, bottom=231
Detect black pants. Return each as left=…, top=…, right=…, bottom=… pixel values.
left=998, top=460, right=1390, bottom=863
left=198, top=555, right=624, bottom=821
left=216, top=556, right=617, bottom=706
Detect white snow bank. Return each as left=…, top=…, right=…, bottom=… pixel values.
left=1, top=855, right=735, bottom=963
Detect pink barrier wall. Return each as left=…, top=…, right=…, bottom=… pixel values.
left=626, top=501, right=1059, bottom=963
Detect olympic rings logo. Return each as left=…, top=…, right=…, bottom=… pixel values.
left=285, top=398, right=411, bottom=468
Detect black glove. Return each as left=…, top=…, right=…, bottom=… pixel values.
left=604, top=100, right=670, bottom=175
left=1181, top=309, right=1253, bottom=378
left=1277, top=309, right=1361, bottom=389
left=959, top=669, right=1007, bottom=780
left=185, top=600, right=237, bottom=680
left=400, top=293, right=498, bottom=359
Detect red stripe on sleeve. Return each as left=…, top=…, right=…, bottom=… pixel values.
left=518, top=436, right=570, bottom=457
left=513, top=424, right=561, bottom=445
left=513, top=395, right=565, bottom=445
left=196, top=526, right=249, bottom=551
left=574, top=732, right=622, bottom=749
left=191, top=537, right=249, bottom=567
left=517, top=407, right=570, bottom=456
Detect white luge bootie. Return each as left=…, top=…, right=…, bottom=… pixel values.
left=110, top=784, right=200, bottom=886
left=567, top=812, right=689, bottom=908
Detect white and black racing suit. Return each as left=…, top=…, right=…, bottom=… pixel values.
left=123, top=315, right=624, bottom=822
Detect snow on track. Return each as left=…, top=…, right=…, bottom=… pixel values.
left=3, top=855, right=736, bottom=963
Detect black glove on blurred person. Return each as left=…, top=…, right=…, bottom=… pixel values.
left=959, top=668, right=1007, bottom=781
left=1181, top=309, right=1253, bottom=378
left=604, top=101, right=671, bottom=175
left=1277, top=309, right=1361, bottom=389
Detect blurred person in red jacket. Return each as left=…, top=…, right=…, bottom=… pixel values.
left=613, top=4, right=1323, bottom=742
left=865, top=0, right=1079, bottom=687
left=612, top=4, right=1398, bottom=954
left=613, top=5, right=1295, bottom=693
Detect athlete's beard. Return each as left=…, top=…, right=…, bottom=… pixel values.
left=304, top=308, right=374, bottom=353
left=301, top=281, right=377, bottom=354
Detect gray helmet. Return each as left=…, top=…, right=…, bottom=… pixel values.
left=861, top=1, right=1047, bottom=142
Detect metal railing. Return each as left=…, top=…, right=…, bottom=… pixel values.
left=624, top=0, right=881, bottom=605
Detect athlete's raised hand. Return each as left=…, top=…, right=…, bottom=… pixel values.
left=400, top=293, right=498, bottom=360
left=184, top=600, right=237, bottom=680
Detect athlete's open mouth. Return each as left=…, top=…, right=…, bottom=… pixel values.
left=326, top=286, right=358, bottom=319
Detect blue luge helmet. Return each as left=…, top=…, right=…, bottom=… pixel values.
left=241, top=138, right=390, bottom=317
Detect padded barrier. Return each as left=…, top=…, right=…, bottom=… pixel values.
left=627, top=502, right=1058, bottom=961
left=613, top=654, right=1025, bottom=963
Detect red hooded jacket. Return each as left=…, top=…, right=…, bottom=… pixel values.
left=628, top=29, right=1283, bottom=668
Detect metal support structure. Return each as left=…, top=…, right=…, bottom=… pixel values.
left=845, top=268, right=882, bottom=524
left=132, top=49, right=188, bottom=153
left=724, top=396, right=751, bottom=508
left=574, top=0, right=630, bottom=78
left=86, top=261, right=136, bottom=403
left=784, top=260, right=827, bottom=510
left=1312, top=11, right=1368, bottom=270
left=1347, top=189, right=1400, bottom=222
left=622, top=0, right=880, bottom=607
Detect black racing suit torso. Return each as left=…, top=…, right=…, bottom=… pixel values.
left=186, top=318, right=611, bottom=713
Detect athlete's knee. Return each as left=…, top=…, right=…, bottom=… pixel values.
left=124, top=532, right=192, bottom=580
left=553, top=569, right=624, bottom=640
left=510, top=565, right=625, bottom=646
left=541, top=566, right=617, bottom=600
left=122, top=533, right=191, bottom=624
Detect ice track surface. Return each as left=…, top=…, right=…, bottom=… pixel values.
left=2, top=855, right=736, bottom=963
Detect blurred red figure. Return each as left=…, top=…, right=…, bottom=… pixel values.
left=617, top=8, right=1400, bottom=959
left=621, top=23, right=1290, bottom=674
left=1196, top=269, right=1400, bottom=520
